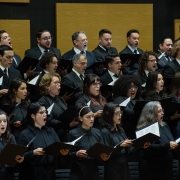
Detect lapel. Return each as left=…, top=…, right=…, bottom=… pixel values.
left=106, top=72, right=113, bottom=84
left=35, top=45, right=43, bottom=59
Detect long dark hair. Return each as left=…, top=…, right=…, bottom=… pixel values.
left=170, top=72, right=180, bottom=95
left=5, top=78, right=28, bottom=107
left=142, top=71, right=168, bottom=100
left=101, top=103, right=121, bottom=131
left=83, top=74, right=106, bottom=106
left=0, top=110, right=12, bottom=143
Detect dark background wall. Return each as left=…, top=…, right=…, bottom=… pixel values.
left=0, top=0, right=180, bottom=51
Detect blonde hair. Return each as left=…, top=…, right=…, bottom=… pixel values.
left=39, top=72, right=61, bottom=96
left=171, top=41, right=180, bottom=58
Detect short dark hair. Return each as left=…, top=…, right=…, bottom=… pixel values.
left=127, top=29, right=139, bottom=38
left=36, top=29, right=50, bottom=39
left=159, top=37, right=172, bottom=45
left=0, top=45, right=13, bottom=56
left=39, top=52, right=58, bottom=69
left=0, top=30, right=6, bottom=40
left=101, top=102, right=121, bottom=131
left=99, top=29, right=112, bottom=38
left=105, top=54, right=120, bottom=65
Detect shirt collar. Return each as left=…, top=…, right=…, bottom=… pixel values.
left=72, top=68, right=84, bottom=79
left=176, top=58, right=180, bottom=65
left=128, top=45, right=138, bottom=53
left=38, top=45, right=48, bottom=54
left=0, top=65, right=6, bottom=72
left=98, top=45, right=106, bottom=51
left=73, top=47, right=86, bottom=54
left=144, top=70, right=149, bottom=77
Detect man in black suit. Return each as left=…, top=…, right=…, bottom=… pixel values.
left=25, top=29, right=61, bottom=72
left=120, top=29, right=144, bottom=75
left=157, top=37, right=173, bottom=72
left=0, top=45, right=22, bottom=95
left=62, top=31, right=96, bottom=73
left=62, top=53, right=87, bottom=105
left=0, top=30, right=34, bottom=79
left=133, top=51, right=158, bottom=85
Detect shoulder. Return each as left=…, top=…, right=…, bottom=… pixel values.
left=114, top=96, right=126, bottom=104
left=75, top=94, right=89, bottom=104
left=101, top=127, right=110, bottom=134
left=119, top=46, right=131, bottom=54
left=109, top=47, right=118, bottom=54
left=62, top=49, right=75, bottom=59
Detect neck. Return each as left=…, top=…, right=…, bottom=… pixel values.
left=49, top=92, right=55, bottom=98
left=81, top=124, right=90, bottom=130
left=15, top=97, right=21, bottom=103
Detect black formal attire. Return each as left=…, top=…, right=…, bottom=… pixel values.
left=12, top=54, right=21, bottom=69
left=25, top=45, right=61, bottom=73
left=92, top=45, right=118, bottom=62
left=38, top=94, right=69, bottom=140
left=62, top=70, right=83, bottom=105
left=75, top=94, right=106, bottom=129
left=68, top=126, right=101, bottom=180
left=119, top=46, right=143, bottom=75
left=101, top=127, right=135, bottom=180
left=62, top=49, right=97, bottom=73
left=139, top=124, right=174, bottom=180
left=0, top=135, right=16, bottom=180
left=114, top=96, right=143, bottom=139
left=18, top=125, right=60, bottom=180
left=132, top=71, right=147, bottom=85
left=0, top=67, right=22, bottom=90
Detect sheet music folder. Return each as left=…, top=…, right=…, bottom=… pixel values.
left=86, top=143, right=115, bottom=161
left=120, top=54, right=141, bottom=67
left=0, top=144, right=28, bottom=166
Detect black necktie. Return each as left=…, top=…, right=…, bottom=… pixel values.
left=165, top=55, right=171, bottom=62
left=3, top=68, right=9, bottom=84
left=80, top=74, right=84, bottom=81
left=106, top=49, right=109, bottom=53
left=134, top=49, right=137, bottom=54
left=114, top=74, right=119, bottom=78
left=81, top=51, right=84, bottom=54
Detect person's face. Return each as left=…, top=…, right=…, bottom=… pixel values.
left=15, top=82, right=27, bottom=101
left=156, top=74, right=164, bottom=93
left=155, top=104, right=164, bottom=123
left=89, top=80, right=101, bottom=96
left=31, top=106, right=47, bottom=128
left=0, top=32, right=12, bottom=47
left=126, top=82, right=138, bottom=99
left=108, top=57, right=122, bottom=74
left=0, top=114, right=7, bottom=136
left=159, top=39, right=173, bottom=55
left=74, top=56, right=87, bottom=74
left=127, top=33, right=139, bottom=48
left=98, top=33, right=112, bottom=49
left=113, top=107, right=122, bottom=127
left=79, top=111, right=94, bottom=130
left=145, top=55, right=157, bottom=72
left=45, top=57, right=58, bottom=73
left=37, top=31, right=52, bottom=49
left=74, top=33, right=88, bottom=51
left=48, top=76, right=61, bottom=97
left=0, top=50, right=14, bottom=68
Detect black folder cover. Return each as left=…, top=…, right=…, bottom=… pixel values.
left=0, top=103, right=15, bottom=116
left=86, top=143, right=115, bottom=161
left=0, top=144, right=28, bottom=166
left=120, top=54, right=141, bottom=67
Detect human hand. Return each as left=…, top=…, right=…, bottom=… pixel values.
left=76, top=150, right=88, bottom=158
left=33, top=148, right=45, bottom=156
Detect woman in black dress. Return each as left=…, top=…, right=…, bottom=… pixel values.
left=75, top=74, right=106, bottom=129
left=0, top=110, right=24, bottom=180
left=68, top=103, right=108, bottom=180
left=17, top=102, right=69, bottom=180
left=1, top=78, right=29, bottom=141
left=113, top=75, right=142, bottom=139
left=101, top=102, right=135, bottom=180
left=137, top=101, right=178, bottom=180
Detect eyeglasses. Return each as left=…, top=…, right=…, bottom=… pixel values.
left=157, top=109, right=164, bottom=113
left=128, top=86, right=138, bottom=91
left=41, top=37, right=53, bottom=41
left=92, top=82, right=102, bottom=87
left=0, top=119, right=7, bottom=124
left=114, top=111, right=123, bottom=116
left=76, top=39, right=88, bottom=43
left=53, top=81, right=61, bottom=85
left=147, top=59, right=157, bottom=63
left=38, top=110, right=47, bottom=115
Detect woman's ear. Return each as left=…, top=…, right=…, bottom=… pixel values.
left=78, top=116, right=83, bottom=122
left=13, top=88, right=16, bottom=94
left=30, top=113, right=35, bottom=119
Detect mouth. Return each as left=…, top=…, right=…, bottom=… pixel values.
left=44, top=118, right=47, bottom=122
left=9, top=41, right=12, bottom=47
left=135, top=42, right=138, bottom=46
left=1, top=127, right=5, bottom=131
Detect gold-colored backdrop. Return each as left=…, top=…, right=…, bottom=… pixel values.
left=56, top=3, right=153, bottom=54
left=0, top=20, right=30, bottom=58
left=174, top=19, right=180, bottom=40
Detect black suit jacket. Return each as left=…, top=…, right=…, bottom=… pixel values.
left=25, top=45, right=61, bottom=72
left=92, top=45, right=118, bottom=62
left=119, top=46, right=143, bottom=75
left=12, top=53, right=21, bottom=68
left=0, top=67, right=22, bottom=89
left=132, top=71, right=147, bottom=85
left=62, top=48, right=97, bottom=70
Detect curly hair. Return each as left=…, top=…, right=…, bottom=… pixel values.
left=0, top=110, right=12, bottom=143
left=138, top=51, right=158, bottom=76
left=142, top=71, right=168, bottom=100
left=101, top=102, right=121, bottom=131
left=83, top=74, right=106, bottom=106
left=171, top=41, right=180, bottom=58
left=39, top=72, right=61, bottom=96
left=112, top=75, right=142, bottom=99
left=170, top=72, right=180, bottom=95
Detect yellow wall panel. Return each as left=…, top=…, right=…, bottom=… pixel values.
left=0, top=20, right=30, bottom=59
left=174, top=19, right=180, bottom=40
left=0, top=0, right=29, bottom=3
left=56, top=3, right=153, bottom=54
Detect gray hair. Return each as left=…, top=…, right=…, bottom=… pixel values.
left=72, top=53, right=86, bottom=64
left=72, top=31, right=85, bottom=44
left=137, top=101, right=160, bottom=129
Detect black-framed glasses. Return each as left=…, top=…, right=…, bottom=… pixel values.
left=147, top=59, right=157, bottom=63
left=53, top=81, right=61, bottom=85
left=128, top=86, right=138, bottom=91
left=92, top=82, right=102, bottom=87
left=114, top=111, right=123, bottom=116
left=41, top=37, right=53, bottom=41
